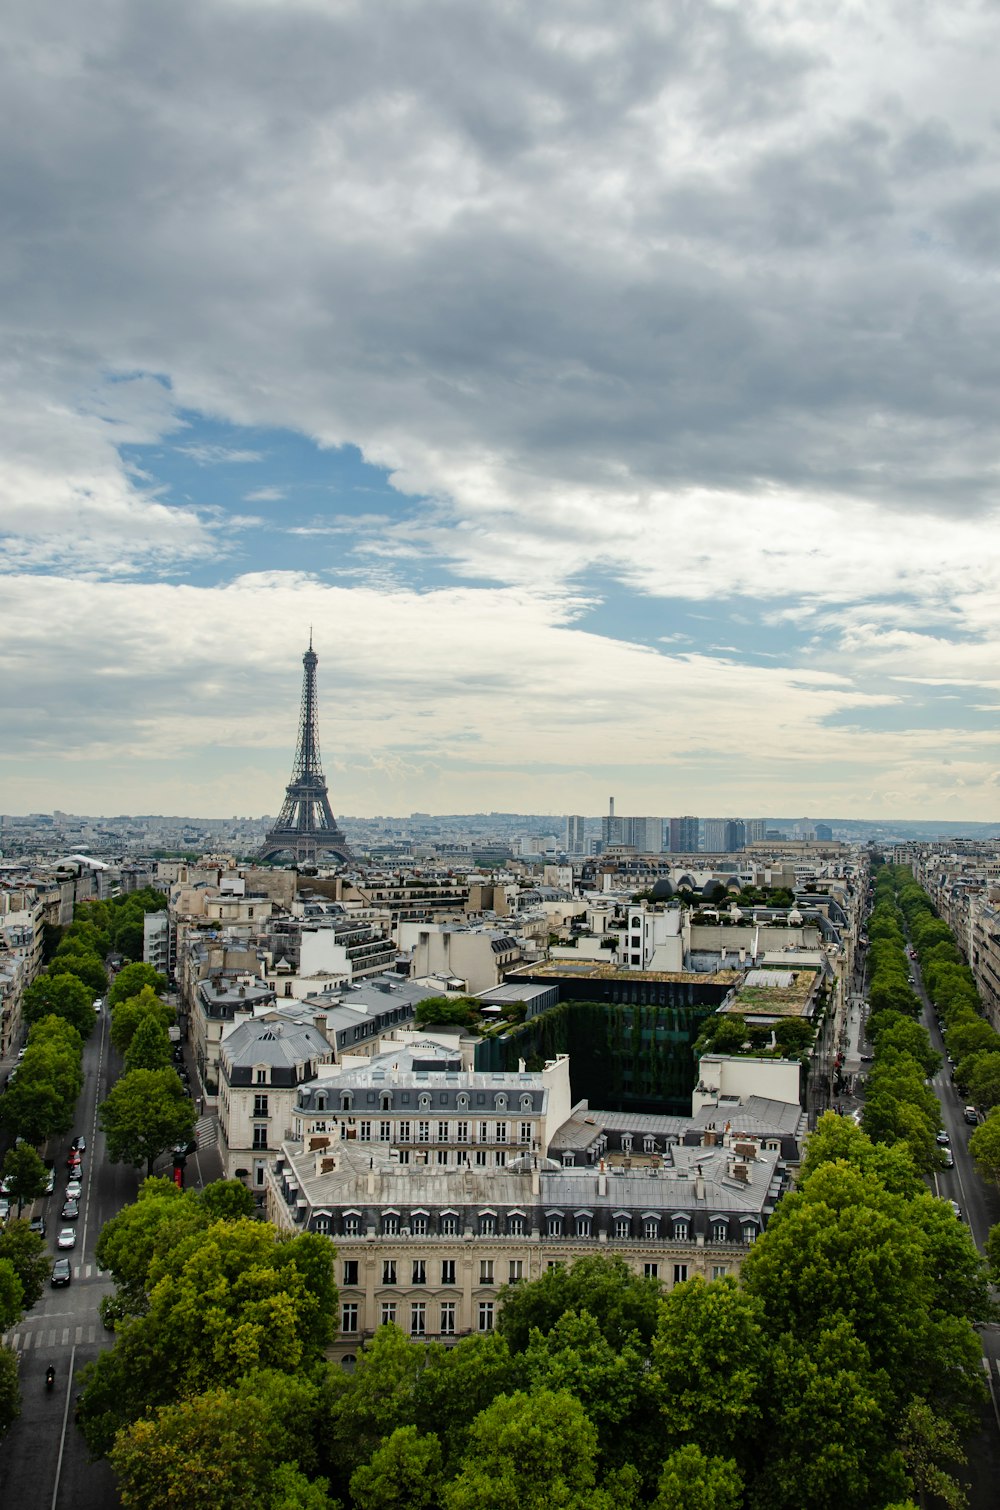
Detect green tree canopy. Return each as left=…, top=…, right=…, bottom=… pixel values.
left=49, top=948, right=108, bottom=997
left=497, top=1253, right=662, bottom=1352
left=109, top=962, right=167, bottom=1008
left=21, top=971, right=92, bottom=1037
left=124, top=1013, right=174, bottom=1073
left=652, top=1445, right=743, bottom=1510
left=441, top=1388, right=604, bottom=1510
left=0, top=1344, right=20, bottom=1438
left=1, top=1144, right=49, bottom=1216
left=350, top=1425, right=444, bottom=1510
left=109, top=1371, right=331, bottom=1510
left=652, top=1278, right=766, bottom=1466
left=111, top=986, right=176, bottom=1056
left=0, top=1260, right=24, bottom=1331
left=99, top=1067, right=195, bottom=1176
left=79, top=1220, right=336, bottom=1457
left=0, top=1221, right=51, bottom=1311
left=969, top=1110, right=1000, bottom=1184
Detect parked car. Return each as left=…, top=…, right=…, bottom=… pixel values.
left=948, top=1200, right=962, bottom=1220
left=57, top=1227, right=77, bottom=1250
left=964, top=1106, right=979, bottom=1125
left=44, top=1165, right=55, bottom=1194
left=940, top=1150, right=954, bottom=1169
left=60, top=1199, right=80, bottom=1221
left=936, top=1130, right=950, bottom=1146
left=0, top=1198, right=9, bottom=1223
left=29, top=1216, right=46, bottom=1238
left=50, top=1258, right=72, bottom=1287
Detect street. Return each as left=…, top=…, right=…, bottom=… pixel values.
left=1, top=1004, right=141, bottom=1508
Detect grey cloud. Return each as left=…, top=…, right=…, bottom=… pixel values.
left=3, top=0, right=1000, bottom=572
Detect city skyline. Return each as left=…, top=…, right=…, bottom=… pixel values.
left=2, top=4, right=1000, bottom=821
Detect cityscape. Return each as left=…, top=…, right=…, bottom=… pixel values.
left=3, top=2, right=1000, bottom=1508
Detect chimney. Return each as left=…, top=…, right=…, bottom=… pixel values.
left=695, top=1164, right=705, bottom=1201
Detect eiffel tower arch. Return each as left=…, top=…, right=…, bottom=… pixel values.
left=259, top=641, right=353, bottom=866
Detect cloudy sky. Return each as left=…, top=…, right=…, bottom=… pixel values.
left=2, top=0, right=1000, bottom=822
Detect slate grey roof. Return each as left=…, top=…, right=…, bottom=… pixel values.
left=220, top=1016, right=331, bottom=1070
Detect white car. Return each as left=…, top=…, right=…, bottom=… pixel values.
left=65, top=1177, right=82, bottom=1199
left=57, top=1227, right=77, bottom=1250
left=93, top=998, right=103, bottom=1012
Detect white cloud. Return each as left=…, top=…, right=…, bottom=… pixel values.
left=1, top=1, right=1000, bottom=814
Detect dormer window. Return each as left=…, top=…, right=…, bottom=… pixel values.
left=519, top=1094, right=532, bottom=1112
left=495, top=1093, right=508, bottom=1110
left=340, top=1092, right=353, bottom=1112
left=419, top=1092, right=431, bottom=1111
left=380, top=1092, right=392, bottom=1111
left=457, top=1092, right=469, bottom=1110
left=256, top=1068, right=267, bottom=1085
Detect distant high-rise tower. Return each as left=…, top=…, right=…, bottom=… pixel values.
left=259, top=641, right=353, bottom=866
left=565, top=815, right=586, bottom=851
left=668, top=816, right=699, bottom=853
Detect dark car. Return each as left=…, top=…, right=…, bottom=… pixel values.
left=28, top=1216, right=46, bottom=1238
left=50, top=1258, right=72, bottom=1287
left=61, top=1199, right=80, bottom=1221
left=936, top=1130, right=950, bottom=1146
left=72, top=1135, right=86, bottom=1152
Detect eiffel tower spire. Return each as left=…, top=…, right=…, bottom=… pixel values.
left=259, top=643, right=353, bottom=865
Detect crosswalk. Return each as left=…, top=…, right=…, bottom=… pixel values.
left=195, top=1114, right=217, bottom=1149
left=3, top=1321, right=104, bottom=1352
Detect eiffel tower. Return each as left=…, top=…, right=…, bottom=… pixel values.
left=259, top=639, right=353, bottom=866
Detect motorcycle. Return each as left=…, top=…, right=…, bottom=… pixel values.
left=45, top=1365, right=55, bottom=1392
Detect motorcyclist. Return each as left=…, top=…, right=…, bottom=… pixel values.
left=45, top=1365, right=55, bottom=1391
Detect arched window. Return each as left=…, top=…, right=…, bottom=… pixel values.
left=380, top=1092, right=392, bottom=1111
left=315, top=1092, right=328, bottom=1112
left=520, top=1093, right=532, bottom=1111
left=419, top=1092, right=431, bottom=1111
left=495, top=1093, right=508, bottom=1110
left=340, top=1092, right=353, bottom=1112
left=457, top=1092, right=469, bottom=1110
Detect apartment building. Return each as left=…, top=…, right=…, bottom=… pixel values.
left=217, top=1015, right=333, bottom=1188
left=267, top=1126, right=780, bottom=1363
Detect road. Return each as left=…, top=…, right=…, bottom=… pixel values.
left=1, top=1004, right=141, bottom=1508
left=908, top=948, right=1000, bottom=1508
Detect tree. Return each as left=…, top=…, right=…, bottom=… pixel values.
left=79, top=1220, right=336, bottom=1457
left=652, top=1278, right=766, bottom=1466
left=652, top=1445, right=743, bottom=1510
left=413, top=996, right=480, bottom=1028
left=741, top=1160, right=985, bottom=1432
left=124, top=1014, right=174, bottom=1073
left=109, top=962, right=167, bottom=1009
left=497, top=1253, right=662, bottom=1352
left=109, top=1372, right=331, bottom=1510
left=0, top=1345, right=20, bottom=1437
left=969, top=1111, right=1000, bottom=1185
left=966, top=1053, right=1000, bottom=1112
left=99, top=1068, right=195, bottom=1176
left=0, top=1221, right=56, bottom=1310
left=350, top=1425, right=444, bottom=1510
left=748, top=1322, right=903, bottom=1510
left=412, top=1331, right=516, bottom=1467
left=49, top=949, right=108, bottom=997
left=111, top=987, right=175, bottom=1056
left=21, top=971, right=92, bottom=1037
left=0, top=1259, right=24, bottom=1330
left=441, top=1389, right=603, bottom=1510
left=800, top=1112, right=923, bottom=1198
left=947, top=1017, right=1000, bottom=1062
left=1, top=1144, right=49, bottom=1216
left=516, top=1310, right=655, bottom=1482
left=323, top=1324, right=426, bottom=1484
